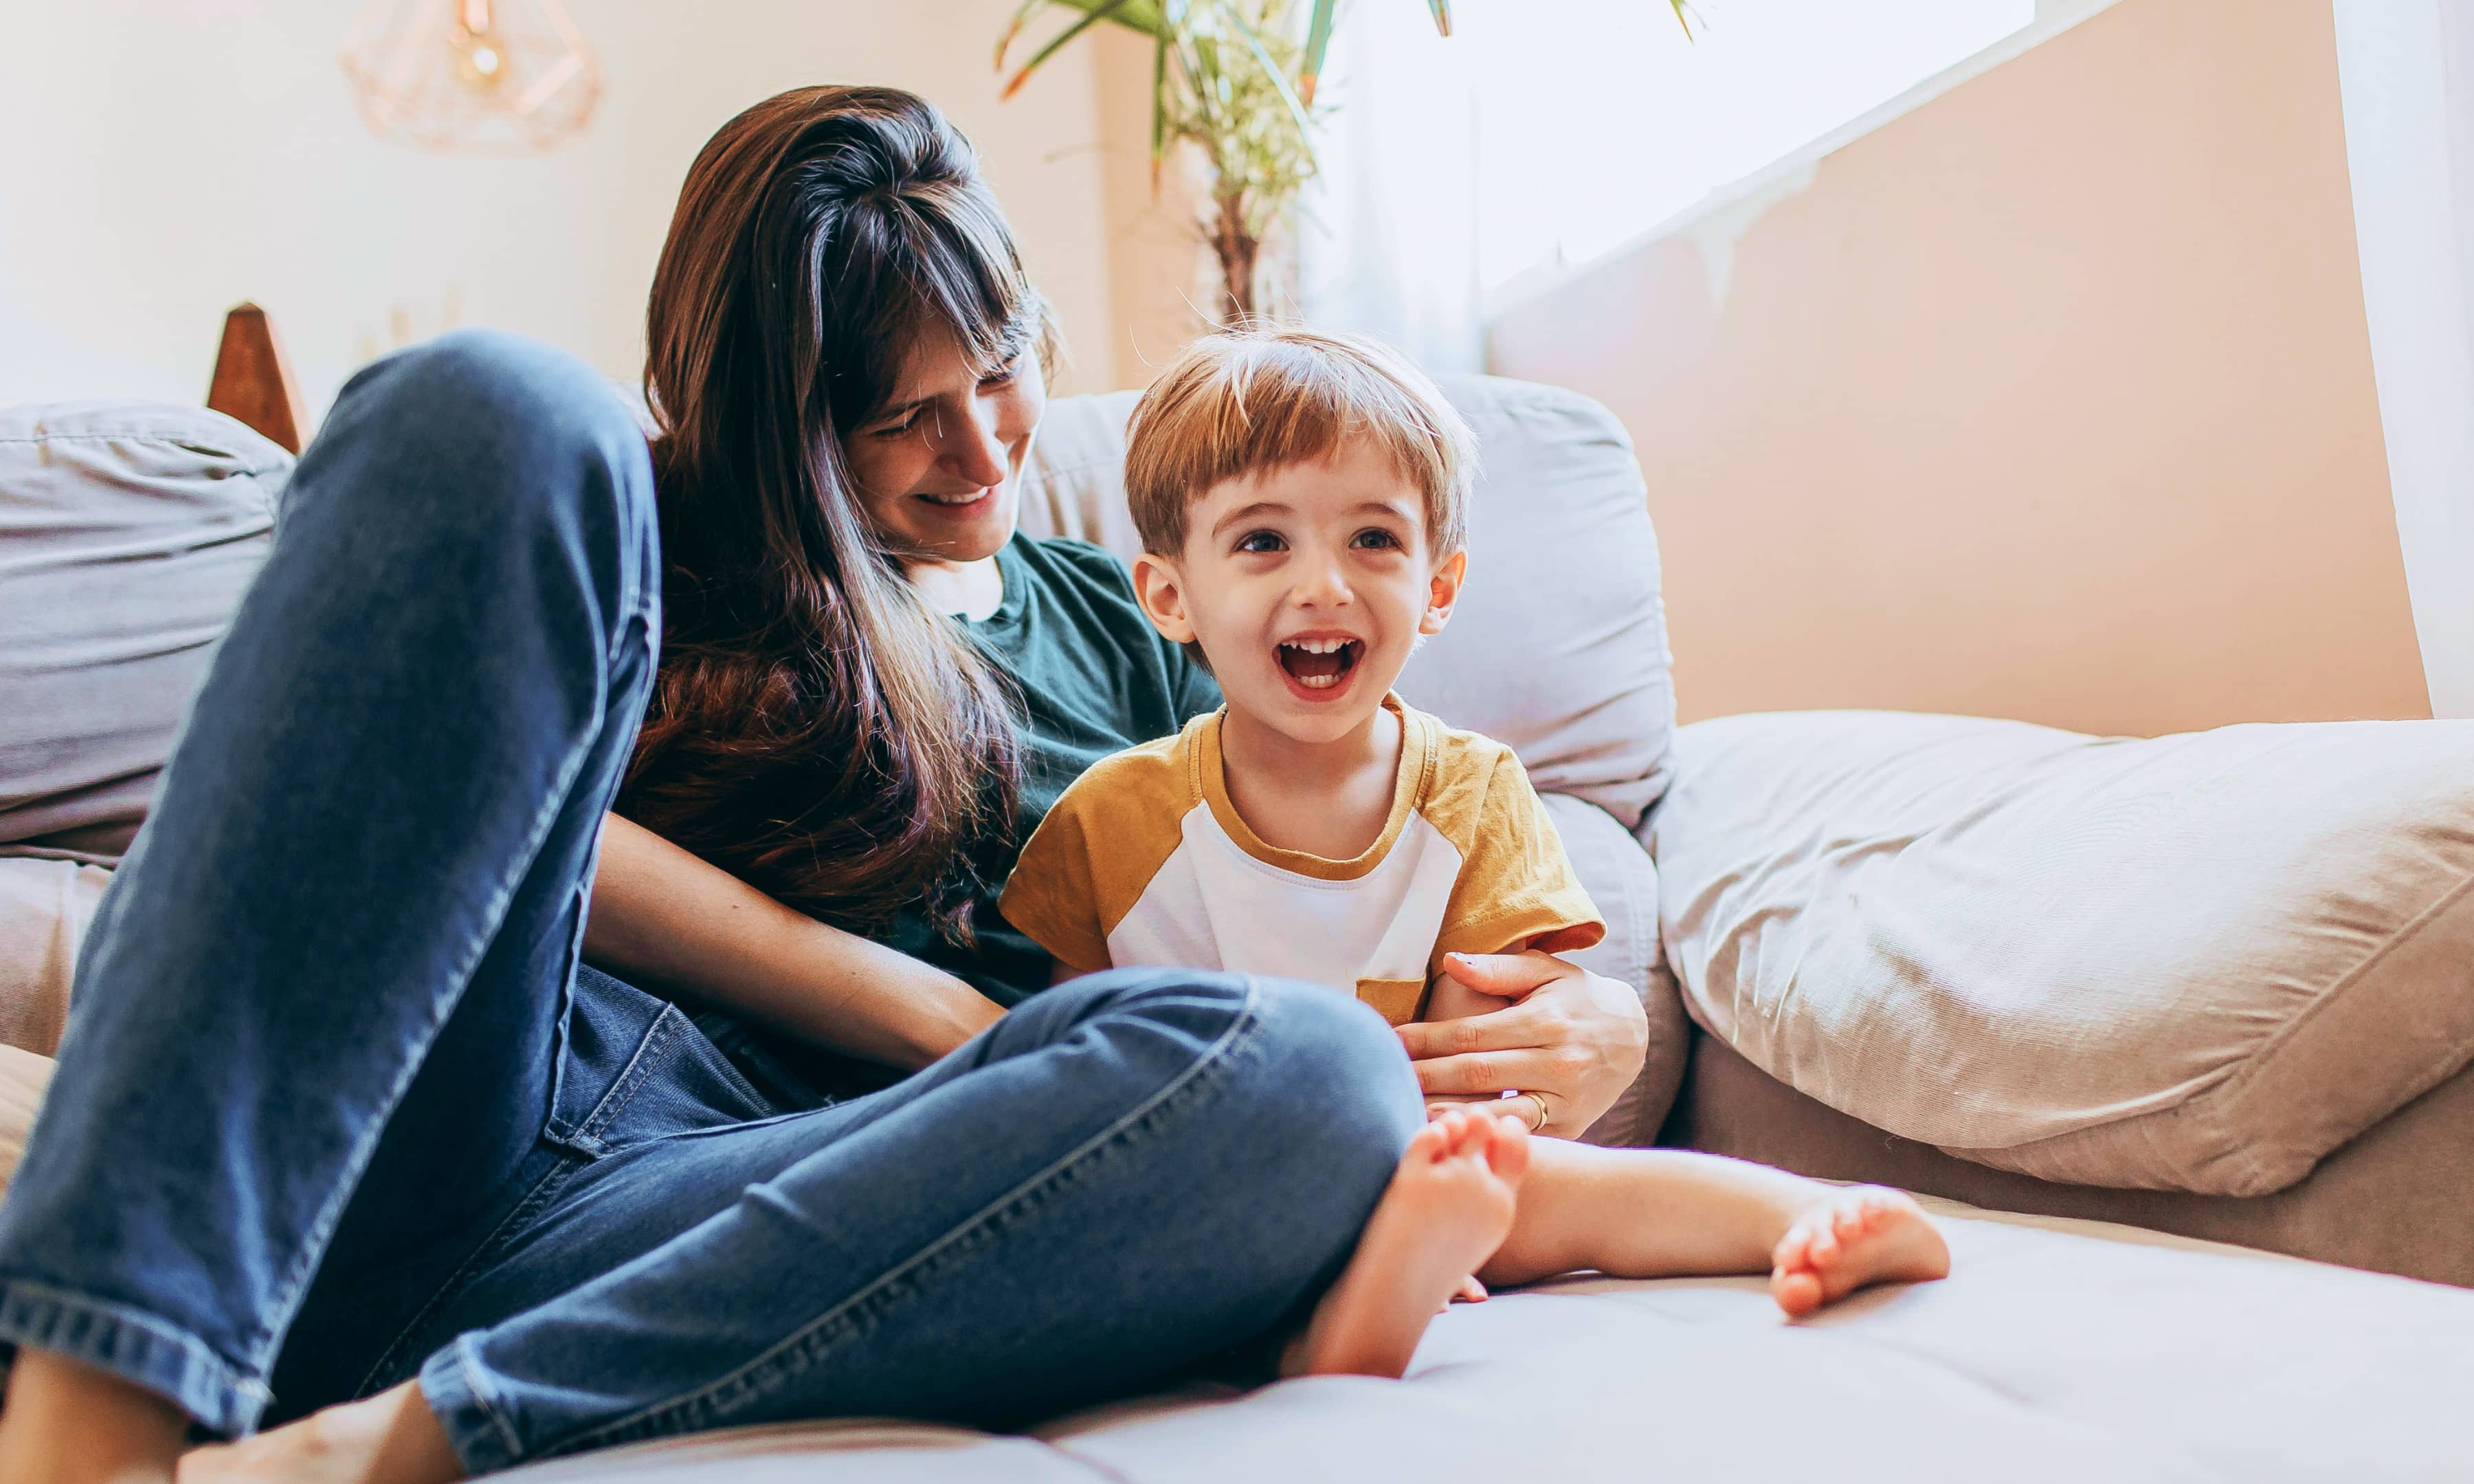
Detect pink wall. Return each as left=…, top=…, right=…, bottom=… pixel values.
left=1489, top=0, right=2425, bottom=737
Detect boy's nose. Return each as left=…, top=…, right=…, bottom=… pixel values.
left=1292, top=554, right=1354, bottom=607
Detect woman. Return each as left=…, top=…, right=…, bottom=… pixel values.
left=0, top=87, right=1645, bottom=1481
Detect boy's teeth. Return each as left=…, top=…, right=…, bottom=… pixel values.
left=1276, top=637, right=1358, bottom=687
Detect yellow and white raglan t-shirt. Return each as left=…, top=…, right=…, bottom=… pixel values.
left=998, top=695, right=1604, bottom=1026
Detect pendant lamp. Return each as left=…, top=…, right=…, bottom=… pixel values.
left=340, top=0, right=602, bottom=155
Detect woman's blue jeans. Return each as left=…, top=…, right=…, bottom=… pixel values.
left=0, top=332, right=1423, bottom=1472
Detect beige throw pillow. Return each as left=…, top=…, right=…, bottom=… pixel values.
left=1649, top=711, right=2474, bottom=1195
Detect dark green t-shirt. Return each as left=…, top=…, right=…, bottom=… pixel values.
left=882, top=535, right=1221, bottom=1004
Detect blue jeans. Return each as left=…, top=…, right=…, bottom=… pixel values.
left=0, top=332, right=1422, bottom=1472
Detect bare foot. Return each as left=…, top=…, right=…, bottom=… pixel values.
left=1283, top=1108, right=1529, bottom=1380
left=1769, top=1186, right=1950, bottom=1318
left=177, top=1382, right=463, bottom=1484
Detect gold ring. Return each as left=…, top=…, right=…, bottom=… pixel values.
left=1525, top=1094, right=1549, bottom=1132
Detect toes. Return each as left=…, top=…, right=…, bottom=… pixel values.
left=1772, top=1268, right=1824, bottom=1318
left=1772, top=1225, right=1815, bottom=1273
left=1405, top=1121, right=1449, bottom=1165
left=1484, top=1115, right=1532, bottom=1180
left=1444, top=1111, right=1494, bottom=1161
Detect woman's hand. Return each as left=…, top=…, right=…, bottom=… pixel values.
left=586, top=813, right=1006, bottom=1071
left=1398, top=951, right=1648, bottom=1138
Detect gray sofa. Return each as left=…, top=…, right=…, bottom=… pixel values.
left=3, top=383, right=2471, bottom=1479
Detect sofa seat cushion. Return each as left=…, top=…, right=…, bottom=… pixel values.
left=496, top=1200, right=2474, bottom=1482
left=1648, top=710, right=2474, bottom=1195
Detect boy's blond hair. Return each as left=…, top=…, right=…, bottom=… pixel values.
left=1122, top=327, right=1475, bottom=559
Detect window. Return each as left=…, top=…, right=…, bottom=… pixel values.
left=1460, top=0, right=2038, bottom=296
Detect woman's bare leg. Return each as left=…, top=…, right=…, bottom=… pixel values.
left=177, top=1382, right=460, bottom=1484
left=0, top=1352, right=190, bottom=1484
left=1476, top=1143, right=1948, bottom=1316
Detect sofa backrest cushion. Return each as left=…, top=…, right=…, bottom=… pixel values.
left=1, top=402, right=288, bottom=862
left=1022, top=376, right=1678, bottom=830
left=1649, top=710, right=2474, bottom=1195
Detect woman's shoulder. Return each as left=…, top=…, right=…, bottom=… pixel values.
left=1009, top=534, right=1137, bottom=593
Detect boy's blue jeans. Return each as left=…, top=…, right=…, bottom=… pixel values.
left=0, top=332, right=1421, bottom=1472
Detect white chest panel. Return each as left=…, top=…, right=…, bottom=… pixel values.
left=1104, top=804, right=1465, bottom=993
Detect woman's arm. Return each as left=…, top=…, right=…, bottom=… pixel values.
left=586, top=812, right=1006, bottom=1071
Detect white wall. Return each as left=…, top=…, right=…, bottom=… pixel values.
left=0, top=0, right=1127, bottom=419
left=2332, top=0, right=2474, bottom=718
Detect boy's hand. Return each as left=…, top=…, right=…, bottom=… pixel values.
left=1399, top=951, right=1647, bottom=1138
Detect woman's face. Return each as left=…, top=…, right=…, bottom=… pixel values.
left=843, top=326, right=1047, bottom=567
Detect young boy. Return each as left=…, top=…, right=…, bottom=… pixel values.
left=1000, top=328, right=1949, bottom=1380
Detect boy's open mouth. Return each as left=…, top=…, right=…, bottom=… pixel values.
left=1276, top=636, right=1363, bottom=690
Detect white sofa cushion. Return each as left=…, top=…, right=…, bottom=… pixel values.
left=492, top=1199, right=2474, bottom=1483
left=1020, top=378, right=1684, bottom=1143
left=0, top=401, right=287, bottom=862
left=1648, top=710, right=2474, bottom=1195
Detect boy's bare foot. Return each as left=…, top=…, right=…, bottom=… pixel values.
left=1769, top=1185, right=1950, bottom=1318
left=1282, top=1108, right=1528, bottom=1380
left=177, top=1382, right=463, bottom=1484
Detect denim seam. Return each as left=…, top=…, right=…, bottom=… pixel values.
left=451, top=1332, right=528, bottom=1463
left=0, top=1277, right=276, bottom=1422
left=538, top=977, right=1273, bottom=1459
left=350, top=1153, right=590, bottom=1399
left=238, top=686, right=614, bottom=1373
left=551, top=1004, right=686, bottom=1156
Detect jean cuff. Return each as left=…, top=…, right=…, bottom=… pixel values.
left=419, top=1332, right=523, bottom=1473
left=0, top=1278, right=274, bottom=1436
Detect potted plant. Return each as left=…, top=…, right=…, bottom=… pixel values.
left=996, top=1, right=1687, bottom=327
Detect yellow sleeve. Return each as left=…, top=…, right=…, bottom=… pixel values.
left=998, top=781, right=1117, bottom=975
left=998, top=728, right=1199, bottom=975
left=1428, top=743, right=1606, bottom=977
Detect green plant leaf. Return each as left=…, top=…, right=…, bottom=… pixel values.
left=1001, top=0, right=1145, bottom=99
left=1299, top=0, right=1336, bottom=105
left=1150, top=18, right=1170, bottom=187
left=1204, top=0, right=1312, bottom=139
left=995, top=0, right=1056, bottom=67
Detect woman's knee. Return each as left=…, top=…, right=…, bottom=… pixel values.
left=1063, top=970, right=1422, bottom=1186
left=1231, top=976, right=1425, bottom=1169
left=315, top=329, right=653, bottom=539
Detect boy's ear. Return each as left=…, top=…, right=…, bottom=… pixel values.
left=1419, top=548, right=1469, bottom=636
left=1130, top=552, right=1197, bottom=645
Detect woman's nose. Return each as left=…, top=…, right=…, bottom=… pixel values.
left=937, top=398, right=1010, bottom=488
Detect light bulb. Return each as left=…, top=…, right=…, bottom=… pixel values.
left=452, top=26, right=504, bottom=89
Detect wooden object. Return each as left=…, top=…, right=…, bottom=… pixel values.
left=205, top=302, right=308, bottom=453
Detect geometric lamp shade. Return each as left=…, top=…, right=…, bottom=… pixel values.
left=340, top=0, right=601, bottom=155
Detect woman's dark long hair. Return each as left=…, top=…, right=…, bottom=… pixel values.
left=622, top=85, right=1040, bottom=941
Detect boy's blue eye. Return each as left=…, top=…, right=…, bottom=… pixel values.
left=1234, top=530, right=1286, bottom=554
left=1351, top=528, right=1404, bottom=550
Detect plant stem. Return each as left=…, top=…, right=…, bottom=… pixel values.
left=1214, top=189, right=1261, bottom=324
